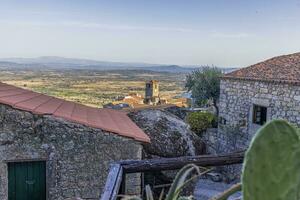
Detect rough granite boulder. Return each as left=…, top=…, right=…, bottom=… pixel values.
left=128, top=109, right=205, bottom=157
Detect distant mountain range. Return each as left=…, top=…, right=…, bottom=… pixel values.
left=0, top=56, right=237, bottom=73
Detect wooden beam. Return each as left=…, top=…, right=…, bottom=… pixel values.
left=100, top=152, right=245, bottom=200
left=120, top=152, right=244, bottom=173
left=100, top=164, right=123, bottom=200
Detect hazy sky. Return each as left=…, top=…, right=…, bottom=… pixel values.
left=1, top=0, right=300, bottom=67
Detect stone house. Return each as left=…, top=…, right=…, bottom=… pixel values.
left=0, top=82, right=150, bottom=200
left=201, top=52, right=300, bottom=181
left=217, top=52, right=300, bottom=154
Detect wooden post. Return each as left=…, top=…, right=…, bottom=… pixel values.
left=119, top=173, right=126, bottom=198
left=100, top=164, right=123, bottom=200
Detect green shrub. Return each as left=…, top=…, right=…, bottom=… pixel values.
left=186, top=112, right=216, bottom=135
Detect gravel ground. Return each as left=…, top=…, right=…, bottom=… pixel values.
left=194, top=179, right=242, bottom=200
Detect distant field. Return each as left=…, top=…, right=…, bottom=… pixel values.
left=0, top=69, right=186, bottom=107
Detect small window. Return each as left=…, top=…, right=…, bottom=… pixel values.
left=253, top=105, right=267, bottom=125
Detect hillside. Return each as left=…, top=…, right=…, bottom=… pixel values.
left=0, top=56, right=236, bottom=73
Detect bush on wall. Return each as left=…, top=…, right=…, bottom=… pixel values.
left=186, top=112, right=217, bottom=135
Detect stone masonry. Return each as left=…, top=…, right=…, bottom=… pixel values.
left=203, top=53, right=300, bottom=181
left=0, top=104, right=143, bottom=200
left=219, top=79, right=300, bottom=137
left=203, top=79, right=300, bottom=181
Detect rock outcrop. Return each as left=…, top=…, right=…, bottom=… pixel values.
left=128, top=109, right=205, bottom=157
left=163, top=106, right=188, bottom=120
left=128, top=109, right=206, bottom=198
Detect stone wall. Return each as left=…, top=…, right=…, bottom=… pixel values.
left=206, top=79, right=300, bottom=181
left=219, top=79, right=300, bottom=138
left=0, top=104, right=143, bottom=200
left=202, top=127, right=245, bottom=182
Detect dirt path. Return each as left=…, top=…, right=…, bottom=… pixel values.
left=194, top=179, right=242, bottom=200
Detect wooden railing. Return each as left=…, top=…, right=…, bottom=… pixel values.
left=100, top=151, right=245, bottom=200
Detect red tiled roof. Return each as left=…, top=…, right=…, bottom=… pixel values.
left=223, top=52, right=300, bottom=84
left=0, top=82, right=150, bottom=143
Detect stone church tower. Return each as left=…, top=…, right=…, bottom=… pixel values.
left=144, top=80, right=160, bottom=104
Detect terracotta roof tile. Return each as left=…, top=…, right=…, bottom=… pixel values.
left=0, top=85, right=16, bottom=91
left=0, top=82, right=150, bottom=143
left=34, top=98, right=64, bottom=114
left=71, top=104, right=88, bottom=124
left=14, top=95, right=53, bottom=112
left=0, top=92, right=41, bottom=105
left=0, top=88, right=28, bottom=97
left=223, top=52, right=300, bottom=84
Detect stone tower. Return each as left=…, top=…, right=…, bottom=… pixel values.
left=144, top=80, right=160, bottom=104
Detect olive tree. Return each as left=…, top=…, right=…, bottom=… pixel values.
left=185, top=66, right=222, bottom=114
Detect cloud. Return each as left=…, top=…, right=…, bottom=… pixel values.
left=70, top=22, right=199, bottom=32
left=211, top=31, right=251, bottom=38
left=0, top=19, right=201, bottom=33
left=277, top=16, right=298, bottom=22
left=59, top=21, right=203, bottom=33
left=0, top=19, right=252, bottom=38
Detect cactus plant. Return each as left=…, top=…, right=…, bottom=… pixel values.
left=242, top=119, right=300, bottom=200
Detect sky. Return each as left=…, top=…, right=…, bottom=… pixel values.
left=0, top=0, right=300, bottom=67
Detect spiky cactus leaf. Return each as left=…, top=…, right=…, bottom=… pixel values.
left=210, top=183, right=241, bottom=200
left=121, top=196, right=142, bottom=200
left=177, top=196, right=194, bottom=200
left=145, top=185, right=154, bottom=200
left=165, top=164, right=200, bottom=200
left=242, top=120, right=300, bottom=200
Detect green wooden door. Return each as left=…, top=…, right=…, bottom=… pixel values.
left=8, top=161, right=46, bottom=200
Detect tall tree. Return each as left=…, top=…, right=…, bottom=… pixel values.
left=185, top=66, right=222, bottom=114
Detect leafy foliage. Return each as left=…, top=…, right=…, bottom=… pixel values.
left=186, top=112, right=217, bottom=135
left=210, top=183, right=241, bottom=200
left=185, top=67, right=222, bottom=112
